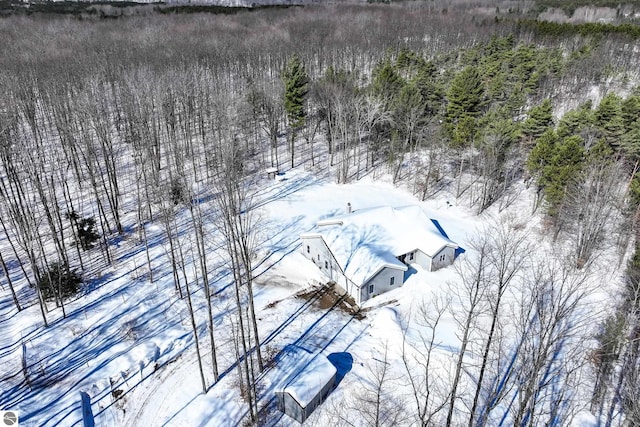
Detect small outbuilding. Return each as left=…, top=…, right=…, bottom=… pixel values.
left=276, top=352, right=337, bottom=423
left=266, top=166, right=279, bottom=180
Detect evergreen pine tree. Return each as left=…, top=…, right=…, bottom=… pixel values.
left=77, top=217, right=100, bottom=250
left=282, top=54, right=309, bottom=168
left=395, top=47, right=425, bottom=72
left=370, top=59, right=404, bottom=109
left=545, top=135, right=585, bottom=216
left=527, top=130, right=584, bottom=216
left=621, top=93, right=640, bottom=130
left=557, top=100, right=594, bottom=138
left=587, top=138, right=614, bottom=164
left=527, top=128, right=559, bottom=181
left=446, top=66, right=484, bottom=150
left=522, top=99, right=554, bottom=145
left=622, top=121, right=640, bottom=160
left=446, top=65, right=484, bottom=120
left=412, top=61, right=442, bottom=117
left=39, top=262, right=83, bottom=301
left=621, top=93, right=640, bottom=159
left=451, top=116, right=478, bottom=150
left=595, top=92, right=625, bottom=149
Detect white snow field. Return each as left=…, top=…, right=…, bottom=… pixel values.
left=0, top=167, right=621, bottom=426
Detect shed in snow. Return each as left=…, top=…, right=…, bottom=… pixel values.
left=276, top=353, right=337, bottom=423
left=300, top=205, right=460, bottom=305
left=266, top=166, right=279, bottom=179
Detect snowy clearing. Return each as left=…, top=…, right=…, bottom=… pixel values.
left=0, top=167, right=622, bottom=426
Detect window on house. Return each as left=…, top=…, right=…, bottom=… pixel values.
left=390, top=276, right=395, bottom=286
left=318, top=254, right=320, bottom=262
left=409, top=252, right=414, bottom=261
left=440, top=254, right=446, bottom=262
left=306, top=245, right=310, bottom=253
left=325, top=261, right=328, bottom=269
left=368, top=284, right=374, bottom=294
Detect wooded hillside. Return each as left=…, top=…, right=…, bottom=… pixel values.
left=1, top=3, right=640, bottom=425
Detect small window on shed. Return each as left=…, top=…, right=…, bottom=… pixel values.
left=409, top=252, right=414, bottom=261
left=368, top=284, right=374, bottom=294
left=390, top=276, right=395, bottom=286
left=318, top=254, right=320, bottom=262
left=307, top=245, right=310, bottom=253
left=325, top=261, right=328, bottom=269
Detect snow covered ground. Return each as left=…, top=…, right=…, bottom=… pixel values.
left=0, top=167, right=621, bottom=426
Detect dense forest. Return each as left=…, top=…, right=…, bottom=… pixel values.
left=1, top=1, right=640, bottom=425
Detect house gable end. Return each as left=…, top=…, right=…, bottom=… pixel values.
left=300, top=204, right=461, bottom=305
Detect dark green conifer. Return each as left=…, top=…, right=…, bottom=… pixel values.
left=522, top=99, right=554, bottom=145
left=446, top=66, right=484, bottom=120
left=595, top=92, right=625, bottom=149
left=282, top=54, right=309, bottom=168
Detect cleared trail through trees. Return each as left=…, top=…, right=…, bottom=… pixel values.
left=124, top=349, right=199, bottom=427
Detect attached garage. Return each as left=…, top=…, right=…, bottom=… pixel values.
left=300, top=205, right=460, bottom=305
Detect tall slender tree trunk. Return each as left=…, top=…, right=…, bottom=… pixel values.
left=190, top=204, right=219, bottom=381
left=230, top=240, right=256, bottom=422
left=469, top=304, right=500, bottom=427
left=446, top=305, right=475, bottom=426
left=456, top=151, right=465, bottom=199
left=0, top=211, right=34, bottom=289
left=164, top=214, right=183, bottom=300
left=61, top=180, right=84, bottom=271
left=178, top=241, right=207, bottom=394
left=446, top=247, right=487, bottom=426
left=0, top=252, right=21, bottom=311
left=290, top=131, right=296, bottom=169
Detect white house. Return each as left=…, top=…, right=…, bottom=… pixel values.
left=300, top=205, right=460, bottom=305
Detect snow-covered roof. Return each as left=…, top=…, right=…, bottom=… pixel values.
left=283, top=352, right=337, bottom=408
left=301, top=205, right=458, bottom=285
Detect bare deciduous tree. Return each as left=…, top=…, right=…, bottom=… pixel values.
left=469, top=217, right=531, bottom=426
left=506, top=261, right=593, bottom=427
left=402, top=297, right=452, bottom=426
left=563, top=159, right=624, bottom=268
left=210, top=96, right=263, bottom=422
left=446, top=238, right=490, bottom=426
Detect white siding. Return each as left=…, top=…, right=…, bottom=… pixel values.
left=412, top=246, right=456, bottom=271
left=430, top=246, right=456, bottom=271
left=301, top=236, right=340, bottom=282
left=301, top=236, right=357, bottom=301
left=301, top=237, right=457, bottom=305
left=414, top=249, right=433, bottom=271
left=361, top=267, right=404, bottom=303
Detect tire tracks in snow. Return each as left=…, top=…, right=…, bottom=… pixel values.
left=122, top=348, right=195, bottom=427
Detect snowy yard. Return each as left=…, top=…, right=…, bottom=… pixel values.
left=0, top=167, right=621, bottom=426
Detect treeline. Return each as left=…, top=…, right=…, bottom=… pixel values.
left=533, top=0, right=637, bottom=15
left=0, top=0, right=299, bottom=19
left=525, top=90, right=640, bottom=261
left=523, top=89, right=640, bottom=423
left=1, top=5, right=640, bottom=424
left=516, top=18, right=640, bottom=38
left=0, top=0, right=142, bottom=17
